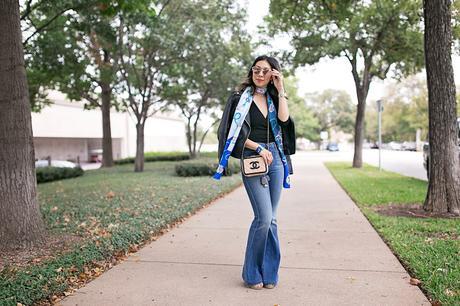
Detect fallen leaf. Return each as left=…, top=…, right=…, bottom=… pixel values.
left=129, top=244, right=139, bottom=252
left=409, top=277, right=421, bottom=286
left=106, top=191, right=115, bottom=199
left=346, top=276, right=356, bottom=282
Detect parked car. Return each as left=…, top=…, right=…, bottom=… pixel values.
left=89, top=149, right=103, bottom=163
left=423, top=118, right=460, bottom=178
left=370, top=142, right=379, bottom=149
left=326, top=142, right=339, bottom=151
left=388, top=141, right=403, bottom=151
left=401, top=141, right=417, bottom=151
left=35, top=160, right=78, bottom=168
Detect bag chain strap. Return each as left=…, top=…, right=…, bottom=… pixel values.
left=266, top=105, right=269, bottom=150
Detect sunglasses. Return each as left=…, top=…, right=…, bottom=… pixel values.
left=252, top=66, right=271, bottom=76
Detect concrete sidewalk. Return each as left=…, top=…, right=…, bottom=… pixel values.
left=61, top=153, right=430, bottom=306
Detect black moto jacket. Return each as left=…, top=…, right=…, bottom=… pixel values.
left=217, top=91, right=296, bottom=175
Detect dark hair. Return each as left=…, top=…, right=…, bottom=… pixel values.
left=236, top=55, right=281, bottom=98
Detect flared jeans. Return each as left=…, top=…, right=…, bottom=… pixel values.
left=241, top=142, right=283, bottom=286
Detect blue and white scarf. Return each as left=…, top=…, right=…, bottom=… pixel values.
left=213, top=86, right=291, bottom=188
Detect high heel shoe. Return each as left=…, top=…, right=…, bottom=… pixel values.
left=245, top=282, right=263, bottom=290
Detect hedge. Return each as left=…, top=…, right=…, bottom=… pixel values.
left=114, top=152, right=190, bottom=165
left=36, top=166, right=84, bottom=184
left=175, top=160, right=240, bottom=177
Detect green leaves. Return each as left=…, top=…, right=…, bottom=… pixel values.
left=365, top=75, right=428, bottom=143
left=152, top=0, right=252, bottom=155
left=266, top=0, right=424, bottom=80
left=305, top=88, right=355, bottom=136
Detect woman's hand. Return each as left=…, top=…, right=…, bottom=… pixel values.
left=259, top=148, right=273, bottom=166
left=271, top=69, right=284, bottom=94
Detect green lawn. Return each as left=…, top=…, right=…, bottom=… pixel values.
left=0, top=157, right=241, bottom=305
left=325, top=162, right=460, bottom=306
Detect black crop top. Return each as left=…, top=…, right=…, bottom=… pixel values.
left=248, top=102, right=275, bottom=143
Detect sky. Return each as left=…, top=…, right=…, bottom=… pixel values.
left=240, top=0, right=460, bottom=106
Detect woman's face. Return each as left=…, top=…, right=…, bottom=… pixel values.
left=251, top=60, right=272, bottom=88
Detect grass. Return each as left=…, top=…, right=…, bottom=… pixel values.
left=325, top=162, right=460, bottom=306
left=0, top=156, right=241, bottom=305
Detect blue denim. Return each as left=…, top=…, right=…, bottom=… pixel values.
left=241, top=142, right=283, bottom=286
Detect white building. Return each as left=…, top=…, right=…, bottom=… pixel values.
left=32, top=92, right=188, bottom=162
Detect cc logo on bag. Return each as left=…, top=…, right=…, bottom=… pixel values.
left=249, top=161, right=260, bottom=170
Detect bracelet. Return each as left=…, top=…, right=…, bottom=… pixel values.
left=279, top=90, right=287, bottom=99
left=255, top=145, right=263, bottom=154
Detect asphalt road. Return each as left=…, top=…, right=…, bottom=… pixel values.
left=294, top=147, right=427, bottom=181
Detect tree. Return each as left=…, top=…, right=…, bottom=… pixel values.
left=304, top=89, right=355, bottom=140
left=364, top=100, right=379, bottom=143
left=21, top=0, right=92, bottom=111
left=116, top=3, right=179, bottom=172
left=163, top=0, right=252, bottom=158
left=265, top=0, right=424, bottom=168
left=423, top=0, right=460, bottom=215
left=380, top=102, right=413, bottom=142
left=0, top=0, right=46, bottom=250
left=20, top=0, right=85, bottom=47
left=376, top=75, right=429, bottom=142
left=23, top=0, right=152, bottom=167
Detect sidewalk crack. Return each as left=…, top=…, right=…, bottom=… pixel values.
left=126, top=259, right=406, bottom=274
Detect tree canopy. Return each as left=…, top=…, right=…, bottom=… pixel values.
left=304, top=89, right=355, bottom=137
left=265, top=0, right=425, bottom=167
left=160, top=0, right=252, bottom=157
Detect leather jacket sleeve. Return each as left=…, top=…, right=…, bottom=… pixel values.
left=279, top=116, right=296, bottom=155
left=217, top=92, right=239, bottom=174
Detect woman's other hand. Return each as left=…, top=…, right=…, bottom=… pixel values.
left=270, top=69, right=284, bottom=94
left=260, top=148, right=273, bottom=166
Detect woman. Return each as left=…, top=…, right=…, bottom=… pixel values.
left=214, top=55, right=296, bottom=290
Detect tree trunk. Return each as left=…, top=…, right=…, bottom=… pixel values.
left=186, top=119, right=195, bottom=158
left=134, top=122, right=145, bottom=172
left=100, top=81, right=114, bottom=167
left=352, top=85, right=370, bottom=168
left=423, top=0, right=460, bottom=215
left=192, top=120, right=198, bottom=159
left=0, top=0, right=46, bottom=250
left=197, top=119, right=218, bottom=154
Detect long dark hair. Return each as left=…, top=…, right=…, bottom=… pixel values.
left=236, top=55, right=281, bottom=98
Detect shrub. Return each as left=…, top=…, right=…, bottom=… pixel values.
left=175, top=160, right=240, bottom=177
left=115, top=152, right=190, bottom=165
left=36, top=166, right=84, bottom=183
left=198, top=151, right=218, bottom=158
